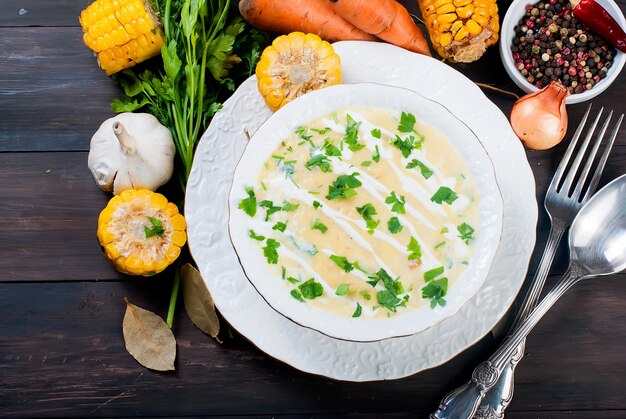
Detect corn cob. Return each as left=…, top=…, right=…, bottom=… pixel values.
left=418, top=0, right=499, bottom=63
left=79, top=0, right=165, bottom=75
left=97, top=189, right=187, bottom=276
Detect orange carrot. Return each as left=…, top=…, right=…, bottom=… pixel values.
left=238, top=0, right=378, bottom=43
left=328, top=0, right=431, bottom=56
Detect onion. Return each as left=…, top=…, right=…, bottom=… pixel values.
left=510, top=81, right=570, bottom=150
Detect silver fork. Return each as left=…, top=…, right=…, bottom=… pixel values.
left=431, top=105, right=624, bottom=419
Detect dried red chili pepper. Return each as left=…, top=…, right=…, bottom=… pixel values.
left=571, top=0, right=626, bottom=53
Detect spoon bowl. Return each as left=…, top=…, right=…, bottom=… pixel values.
left=570, top=174, right=626, bottom=276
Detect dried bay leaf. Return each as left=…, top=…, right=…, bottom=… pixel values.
left=122, top=298, right=176, bottom=371
left=181, top=263, right=220, bottom=339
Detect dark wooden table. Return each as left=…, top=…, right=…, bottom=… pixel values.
left=1, top=0, right=625, bottom=417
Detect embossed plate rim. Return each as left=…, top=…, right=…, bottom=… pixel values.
left=185, top=41, right=537, bottom=381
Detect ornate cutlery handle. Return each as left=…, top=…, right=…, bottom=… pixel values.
left=431, top=265, right=584, bottom=419
left=472, top=221, right=567, bottom=418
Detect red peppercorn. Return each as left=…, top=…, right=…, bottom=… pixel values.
left=526, top=20, right=535, bottom=28
left=525, top=3, right=533, bottom=11
left=568, top=67, right=577, bottom=76
left=526, top=63, right=534, bottom=70
left=513, top=53, right=521, bottom=60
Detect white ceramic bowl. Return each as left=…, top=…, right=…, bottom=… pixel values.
left=500, top=0, right=626, bottom=104
left=228, top=83, right=503, bottom=342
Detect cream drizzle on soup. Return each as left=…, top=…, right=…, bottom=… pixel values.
left=237, top=107, right=479, bottom=318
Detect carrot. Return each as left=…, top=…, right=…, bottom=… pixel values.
left=238, top=0, right=378, bottom=43
left=328, top=0, right=431, bottom=56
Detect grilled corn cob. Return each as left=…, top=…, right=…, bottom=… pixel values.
left=256, top=32, right=342, bottom=111
left=97, top=189, right=186, bottom=276
left=418, top=0, right=499, bottom=63
left=79, top=0, right=165, bottom=75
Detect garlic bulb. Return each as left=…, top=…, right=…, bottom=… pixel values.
left=88, top=113, right=175, bottom=195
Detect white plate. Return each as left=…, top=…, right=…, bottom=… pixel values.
left=186, top=41, right=537, bottom=381
left=228, top=83, right=504, bottom=342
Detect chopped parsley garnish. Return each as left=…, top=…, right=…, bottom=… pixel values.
left=424, top=266, right=444, bottom=281
left=272, top=154, right=285, bottom=162
left=281, top=200, right=299, bottom=212
left=457, top=222, right=475, bottom=244
left=388, top=216, right=403, bottom=234
left=272, top=221, right=287, bottom=232
left=392, top=134, right=421, bottom=158
left=422, top=265, right=447, bottom=308
left=260, top=181, right=267, bottom=191
left=263, top=238, right=280, bottom=264
left=248, top=230, right=265, bottom=241
left=406, top=159, right=433, bottom=179
left=367, top=268, right=408, bottom=312
left=422, top=277, right=448, bottom=308
left=287, top=276, right=300, bottom=284
left=441, top=226, right=449, bottom=234
left=313, top=200, right=322, bottom=209
left=299, top=278, right=324, bottom=299
left=291, top=289, right=304, bottom=302
left=360, top=290, right=372, bottom=300
left=305, top=154, right=332, bottom=172
left=370, top=128, right=382, bottom=139
left=343, top=114, right=364, bottom=152
left=431, top=187, right=458, bottom=205
left=311, top=218, right=328, bottom=233
left=407, top=236, right=422, bottom=261
left=361, top=161, right=372, bottom=167
left=259, top=200, right=282, bottom=221
left=295, top=126, right=313, bottom=144
left=326, top=172, right=362, bottom=200
left=238, top=187, right=257, bottom=217
left=356, top=203, right=380, bottom=234
left=323, top=140, right=342, bottom=157
left=281, top=266, right=286, bottom=280
left=335, top=283, right=350, bottom=296
left=372, top=145, right=381, bottom=163
left=385, top=191, right=406, bottom=214
left=330, top=255, right=357, bottom=272
left=352, top=302, right=362, bottom=318
left=144, top=216, right=165, bottom=238
left=398, top=111, right=416, bottom=133
left=435, top=241, right=446, bottom=249
left=311, top=127, right=331, bottom=134
left=332, top=111, right=339, bottom=124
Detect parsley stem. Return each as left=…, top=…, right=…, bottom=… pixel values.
left=166, top=263, right=181, bottom=328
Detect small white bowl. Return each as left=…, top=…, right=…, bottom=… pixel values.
left=500, top=0, right=626, bottom=104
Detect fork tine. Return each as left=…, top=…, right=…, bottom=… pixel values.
left=549, top=104, right=592, bottom=191
left=572, top=111, right=613, bottom=200
left=560, top=107, right=603, bottom=195
left=582, top=113, right=624, bottom=202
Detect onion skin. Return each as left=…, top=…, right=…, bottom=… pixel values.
left=510, top=81, right=570, bottom=150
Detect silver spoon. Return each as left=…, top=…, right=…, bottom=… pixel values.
left=431, top=173, right=626, bottom=419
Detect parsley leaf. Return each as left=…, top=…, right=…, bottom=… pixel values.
left=248, top=229, right=265, bottom=241
left=343, top=114, right=364, bottom=152
left=238, top=187, right=257, bottom=217
left=311, top=218, right=328, bottom=233
left=299, top=278, right=324, bottom=299
left=392, top=134, right=420, bottom=158
left=305, top=154, right=332, bottom=172
left=144, top=216, right=165, bottom=238
left=281, top=200, right=299, bottom=212
left=326, top=173, right=362, bottom=200
left=370, top=128, right=382, bottom=139
left=431, top=187, right=458, bottom=205
left=388, top=216, right=403, bottom=234
left=424, top=266, right=444, bottom=281
left=272, top=221, right=287, bottom=232
left=291, top=289, right=304, bottom=302
left=407, top=236, right=422, bottom=261
left=313, top=200, right=322, bottom=209
left=352, top=302, right=362, bottom=317
left=406, top=159, right=433, bottom=179
left=457, top=222, right=475, bottom=244
left=262, top=238, right=280, bottom=264
left=311, top=127, right=331, bottom=134
left=385, top=191, right=406, bottom=214
left=335, top=283, right=350, bottom=296
left=367, top=268, right=404, bottom=295
left=422, top=277, right=448, bottom=308
left=259, top=199, right=281, bottom=221
left=323, top=140, right=342, bottom=157
left=361, top=161, right=372, bottom=167
left=295, top=126, right=313, bottom=144
left=356, top=203, right=380, bottom=234
left=360, top=290, right=372, bottom=300
left=372, top=145, right=381, bottom=163
left=330, top=255, right=355, bottom=272
left=398, top=112, right=416, bottom=133
left=377, top=290, right=401, bottom=311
